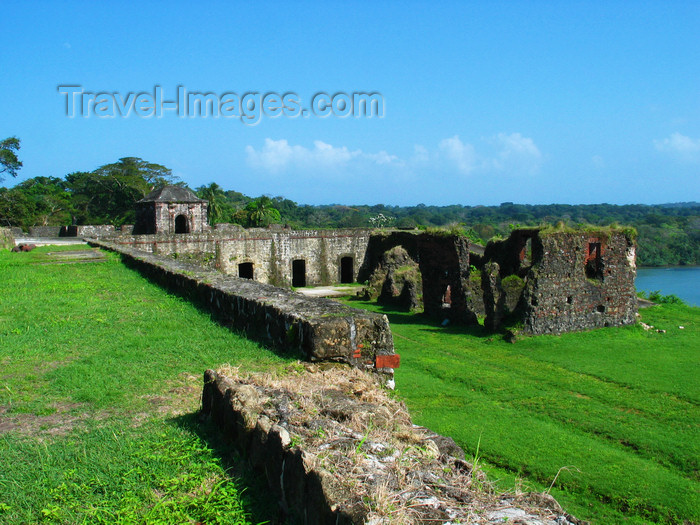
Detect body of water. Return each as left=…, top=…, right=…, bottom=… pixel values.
left=636, top=266, right=700, bottom=307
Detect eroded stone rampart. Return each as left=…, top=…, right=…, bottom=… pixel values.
left=89, top=239, right=398, bottom=376
left=201, top=366, right=583, bottom=525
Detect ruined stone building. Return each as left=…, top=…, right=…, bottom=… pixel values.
left=481, top=228, right=638, bottom=334
left=98, top=186, right=639, bottom=336
left=133, top=185, right=209, bottom=235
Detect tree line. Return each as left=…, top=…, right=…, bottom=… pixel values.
left=0, top=144, right=697, bottom=267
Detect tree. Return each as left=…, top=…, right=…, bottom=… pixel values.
left=0, top=187, right=34, bottom=228
left=246, top=196, right=281, bottom=227
left=66, top=157, right=179, bottom=225
left=91, top=157, right=177, bottom=196
left=196, top=182, right=229, bottom=225
left=0, top=136, right=22, bottom=182
left=13, top=177, right=72, bottom=226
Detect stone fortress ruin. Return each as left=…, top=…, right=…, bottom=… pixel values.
left=6, top=185, right=639, bottom=523
left=23, top=184, right=639, bottom=379
left=97, top=186, right=638, bottom=339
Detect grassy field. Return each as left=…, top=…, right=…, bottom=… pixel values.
left=340, top=298, right=700, bottom=524
left=0, top=246, right=293, bottom=523
left=2, top=246, right=698, bottom=524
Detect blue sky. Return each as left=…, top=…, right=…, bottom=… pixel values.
left=1, top=1, right=699, bottom=206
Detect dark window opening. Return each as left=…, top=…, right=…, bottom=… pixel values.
left=566, top=296, right=573, bottom=304
left=340, top=256, right=354, bottom=284
left=174, top=214, right=189, bottom=234
left=585, top=242, right=603, bottom=280
left=596, top=304, right=606, bottom=313
left=238, top=262, right=254, bottom=280
left=292, top=259, right=306, bottom=287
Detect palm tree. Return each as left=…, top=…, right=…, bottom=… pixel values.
left=246, top=196, right=281, bottom=227
left=197, top=183, right=226, bottom=225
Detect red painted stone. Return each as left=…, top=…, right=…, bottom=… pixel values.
left=375, top=354, right=400, bottom=369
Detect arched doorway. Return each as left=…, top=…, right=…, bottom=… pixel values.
left=174, top=215, right=189, bottom=234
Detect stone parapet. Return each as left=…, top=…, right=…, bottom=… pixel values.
left=89, top=239, right=397, bottom=377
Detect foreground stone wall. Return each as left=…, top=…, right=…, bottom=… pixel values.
left=201, top=366, right=583, bottom=525
left=0, top=227, right=14, bottom=250
left=89, top=239, right=398, bottom=376
left=110, top=228, right=372, bottom=287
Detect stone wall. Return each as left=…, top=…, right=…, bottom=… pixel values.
left=521, top=231, right=638, bottom=334
left=360, top=231, right=477, bottom=323
left=201, top=366, right=583, bottom=525
left=483, top=229, right=638, bottom=335
left=0, top=227, right=14, bottom=250
left=109, top=229, right=372, bottom=287
left=60, top=225, right=116, bottom=237
left=28, top=226, right=63, bottom=237
left=89, top=239, right=398, bottom=377
left=24, top=225, right=116, bottom=238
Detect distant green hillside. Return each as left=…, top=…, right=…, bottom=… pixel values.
left=1, top=159, right=697, bottom=266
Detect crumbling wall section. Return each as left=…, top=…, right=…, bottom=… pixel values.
left=201, top=366, right=583, bottom=525
left=483, top=229, right=638, bottom=335
left=88, top=239, right=398, bottom=376
left=368, top=245, right=422, bottom=311
left=361, top=231, right=477, bottom=324
left=521, top=231, right=638, bottom=334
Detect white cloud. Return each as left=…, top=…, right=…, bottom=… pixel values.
left=411, top=144, right=430, bottom=164
left=246, top=133, right=543, bottom=178
left=490, top=132, right=543, bottom=174
left=245, top=138, right=401, bottom=173
left=438, top=135, right=478, bottom=174
left=654, top=132, right=700, bottom=160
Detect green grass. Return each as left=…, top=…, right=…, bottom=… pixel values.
left=0, top=246, right=293, bottom=523
left=2, top=246, right=698, bottom=523
left=341, top=297, right=700, bottom=525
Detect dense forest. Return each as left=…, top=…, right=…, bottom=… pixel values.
left=1, top=156, right=698, bottom=267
